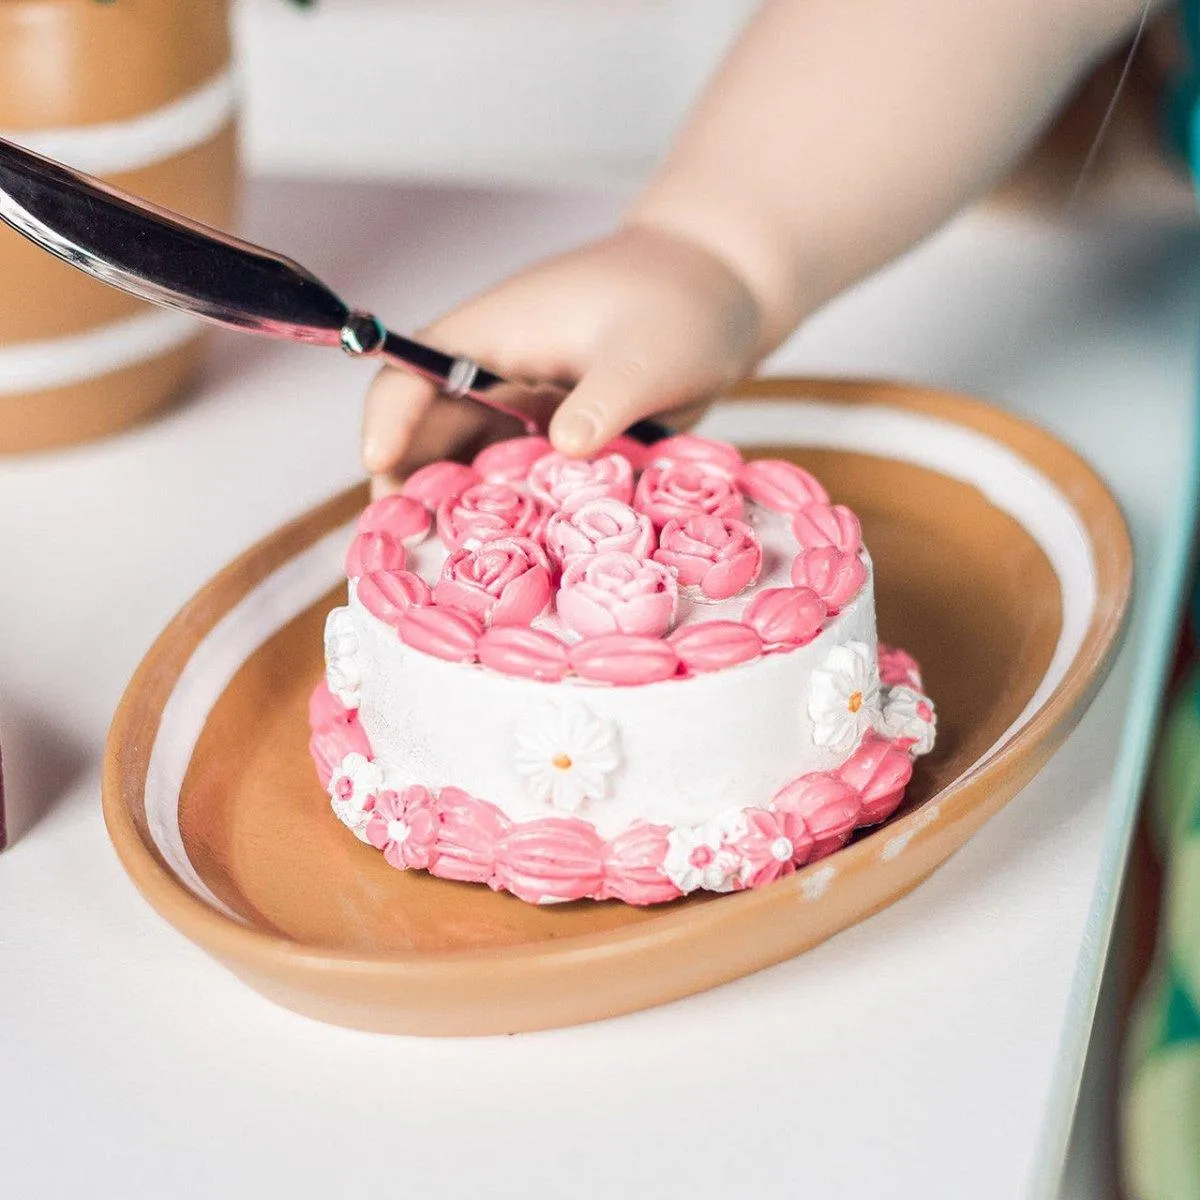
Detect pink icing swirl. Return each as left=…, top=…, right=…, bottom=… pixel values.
left=472, top=436, right=553, bottom=485
left=307, top=683, right=371, bottom=787
left=878, top=644, right=924, bottom=690
left=477, top=626, right=570, bottom=681
left=494, top=818, right=607, bottom=904
left=792, top=503, right=863, bottom=554
left=401, top=461, right=480, bottom=510
left=569, top=634, right=680, bottom=684
left=436, top=481, right=542, bottom=551
left=357, top=569, right=432, bottom=628
left=434, top=536, right=552, bottom=627
left=668, top=621, right=762, bottom=673
left=602, top=822, right=678, bottom=905
left=434, top=789, right=510, bottom=884
left=648, top=433, right=743, bottom=480
left=743, top=586, right=826, bottom=648
left=837, top=731, right=913, bottom=825
left=527, top=451, right=635, bottom=512
left=556, top=551, right=678, bottom=639
left=737, top=459, right=829, bottom=513
left=544, top=499, right=656, bottom=568
left=596, top=435, right=652, bottom=472
left=772, top=773, right=862, bottom=860
left=633, top=461, right=744, bottom=527
left=653, top=514, right=763, bottom=601
left=344, top=530, right=407, bottom=579
left=397, top=605, right=483, bottom=663
left=791, top=547, right=867, bottom=612
left=734, top=807, right=814, bottom=889
left=356, top=494, right=431, bottom=546
left=366, top=785, right=439, bottom=871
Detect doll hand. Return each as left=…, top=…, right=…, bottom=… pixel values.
left=362, top=224, right=763, bottom=496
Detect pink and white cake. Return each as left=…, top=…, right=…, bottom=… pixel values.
left=308, top=433, right=937, bottom=905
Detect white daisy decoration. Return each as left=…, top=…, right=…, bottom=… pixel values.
left=513, top=702, right=620, bottom=813
left=324, top=607, right=363, bottom=710
left=808, top=641, right=882, bottom=754
left=328, top=751, right=385, bottom=841
left=663, top=819, right=742, bottom=894
left=877, top=685, right=938, bottom=756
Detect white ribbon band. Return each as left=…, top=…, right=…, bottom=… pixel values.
left=0, top=69, right=238, bottom=176
left=0, top=308, right=201, bottom=395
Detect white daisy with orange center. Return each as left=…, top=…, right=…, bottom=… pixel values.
left=513, top=702, right=621, bottom=813
left=808, top=641, right=882, bottom=753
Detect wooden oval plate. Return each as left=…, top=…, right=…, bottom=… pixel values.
left=102, top=379, right=1132, bottom=1035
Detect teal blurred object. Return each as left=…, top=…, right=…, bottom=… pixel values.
left=1122, top=10, right=1200, bottom=1198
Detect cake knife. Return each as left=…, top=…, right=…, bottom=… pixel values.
left=0, top=135, right=668, bottom=442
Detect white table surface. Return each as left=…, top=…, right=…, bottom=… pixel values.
left=1, top=179, right=1196, bottom=1200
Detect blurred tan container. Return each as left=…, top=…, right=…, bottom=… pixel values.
left=0, top=0, right=237, bottom=453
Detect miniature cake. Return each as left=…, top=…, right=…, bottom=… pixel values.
left=308, top=433, right=937, bottom=905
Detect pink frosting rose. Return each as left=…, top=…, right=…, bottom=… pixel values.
left=648, top=434, right=744, bottom=480
left=356, top=494, right=432, bottom=546
left=652, top=514, right=762, bottom=601
left=792, top=503, right=863, bottom=554
left=791, top=547, right=867, bottom=612
left=736, top=459, right=829, bottom=513
left=544, top=498, right=656, bottom=568
left=344, top=530, right=407, bottom=579
left=556, top=551, right=678, bottom=638
left=526, top=451, right=635, bottom=512
left=472, top=436, right=553, bottom=485
left=401, top=461, right=480, bottom=510
left=434, top=536, right=552, bottom=627
left=633, top=461, right=744, bottom=527
left=436, top=481, right=542, bottom=551
left=597, top=434, right=651, bottom=472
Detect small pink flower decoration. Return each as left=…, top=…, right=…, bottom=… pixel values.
left=436, top=481, right=542, bottom=551
left=527, top=451, right=635, bottom=512
left=556, top=551, right=677, bottom=639
left=791, top=547, right=867, bottom=612
left=772, top=772, right=862, bottom=860
left=836, top=731, right=913, bottom=825
left=397, top=606, right=484, bottom=663
left=367, top=785, right=440, bottom=871
left=401, top=461, right=480, bottom=510
left=345, top=530, right=407, bottom=579
left=736, top=459, right=829, bottom=513
left=792, top=503, right=863, bottom=554
left=544, top=498, right=656, bottom=568
left=477, top=626, right=571, bottom=681
left=744, top=586, right=827, bottom=648
left=878, top=644, right=924, bottom=691
left=356, top=494, right=431, bottom=546
left=735, top=807, right=814, bottom=889
left=494, top=818, right=607, bottom=904
left=569, top=634, right=680, bottom=684
left=357, top=569, right=432, bottom=628
left=633, top=461, right=744, bottom=527
left=653, top=514, right=762, bottom=601
left=434, top=536, right=552, bottom=627
left=603, top=822, right=678, bottom=905
left=649, top=433, right=743, bottom=480
left=472, top=435, right=553, bottom=485
left=434, top=789, right=510, bottom=884
left=668, top=622, right=762, bottom=673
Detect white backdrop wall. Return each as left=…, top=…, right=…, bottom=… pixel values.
left=235, top=0, right=759, bottom=186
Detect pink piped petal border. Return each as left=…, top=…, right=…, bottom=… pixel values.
left=308, top=644, right=935, bottom=906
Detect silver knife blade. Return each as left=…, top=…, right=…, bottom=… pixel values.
left=0, top=135, right=349, bottom=345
